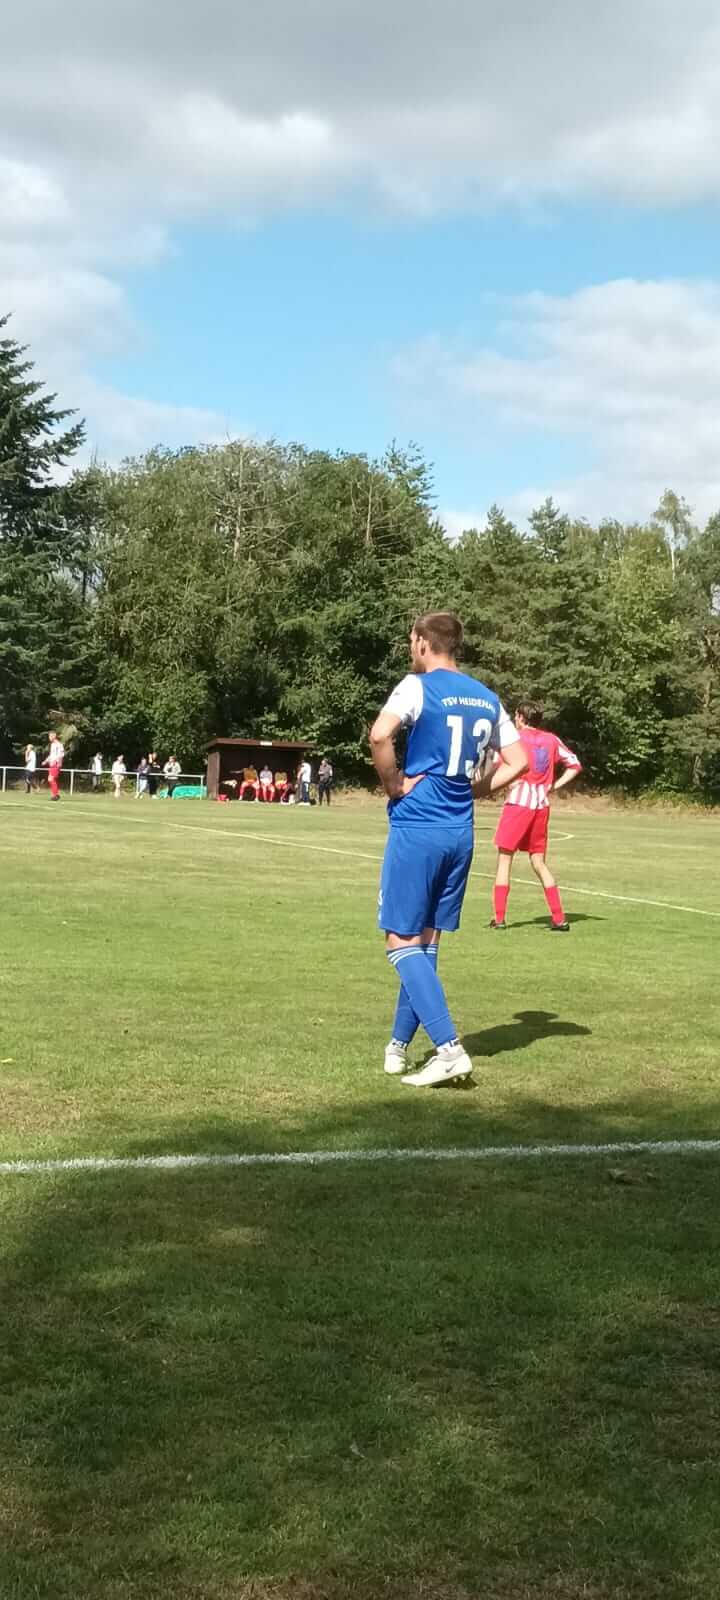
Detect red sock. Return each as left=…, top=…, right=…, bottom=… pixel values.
left=544, top=885, right=564, bottom=924
left=494, top=885, right=509, bottom=922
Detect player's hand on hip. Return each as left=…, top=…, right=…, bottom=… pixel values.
left=399, top=772, right=426, bottom=797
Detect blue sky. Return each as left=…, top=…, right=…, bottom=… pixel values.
left=4, top=0, right=720, bottom=527
left=94, top=203, right=720, bottom=525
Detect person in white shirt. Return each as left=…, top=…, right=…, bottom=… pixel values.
left=259, top=764, right=275, bottom=803
left=42, top=731, right=65, bottom=801
left=91, top=752, right=103, bottom=792
left=163, top=756, right=181, bottom=798
left=24, top=743, right=37, bottom=794
left=297, top=758, right=312, bottom=804
left=111, top=755, right=127, bottom=798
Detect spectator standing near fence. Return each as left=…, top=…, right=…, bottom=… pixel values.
left=147, top=753, right=161, bottom=798
left=91, top=752, right=103, bottom=791
left=111, top=755, right=127, bottom=799
left=136, top=755, right=150, bottom=798
left=317, top=757, right=333, bottom=806
left=164, top=755, right=181, bottom=798
left=42, top=731, right=64, bottom=801
left=24, top=743, right=37, bottom=794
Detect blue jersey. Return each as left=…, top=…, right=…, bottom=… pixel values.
left=382, top=668, right=516, bottom=829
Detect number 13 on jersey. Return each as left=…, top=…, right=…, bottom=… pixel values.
left=445, top=715, right=493, bottom=778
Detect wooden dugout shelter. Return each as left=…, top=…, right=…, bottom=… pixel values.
left=205, top=738, right=317, bottom=801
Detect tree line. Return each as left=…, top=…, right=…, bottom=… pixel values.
left=2, top=315, right=719, bottom=795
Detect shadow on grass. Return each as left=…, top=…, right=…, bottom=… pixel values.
left=103, top=1077, right=720, bottom=1164
left=464, top=1010, right=591, bottom=1058
left=497, top=912, right=606, bottom=929
left=2, top=1121, right=720, bottom=1600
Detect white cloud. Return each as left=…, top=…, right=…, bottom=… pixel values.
left=147, top=100, right=344, bottom=209
left=0, top=157, right=69, bottom=230
left=1, top=262, right=242, bottom=466
left=1, top=262, right=134, bottom=365
left=4, top=1, right=720, bottom=228
left=416, top=280, right=720, bottom=526
left=75, top=380, right=236, bottom=465
left=440, top=508, right=484, bottom=542
left=4, top=3, right=720, bottom=467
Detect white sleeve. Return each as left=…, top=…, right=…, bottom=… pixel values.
left=557, top=739, right=582, bottom=769
left=494, top=704, right=520, bottom=750
left=381, top=674, right=424, bottom=727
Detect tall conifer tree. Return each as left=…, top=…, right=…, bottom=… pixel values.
left=0, top=315, right=87, bottom=749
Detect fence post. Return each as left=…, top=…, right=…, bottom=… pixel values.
left=70, top=768, right=75, bottom=796
left=1, top=767, right=5, bottom=793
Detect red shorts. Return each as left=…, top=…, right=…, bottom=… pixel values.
left=494, top=803, right=549, bottom=854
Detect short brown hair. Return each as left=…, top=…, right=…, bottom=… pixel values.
left=515, top=701, right=543, bottom=727
left=413, top=611, right=464, bottom=658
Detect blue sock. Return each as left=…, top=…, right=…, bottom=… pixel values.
left=387, top=945, right=456, bottom=1048
left=390, top=944, right=438, bottom=1044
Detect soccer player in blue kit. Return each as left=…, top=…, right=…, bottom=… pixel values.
left=370, top=612, right=528, bottom=1087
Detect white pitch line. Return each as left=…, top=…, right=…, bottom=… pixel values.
left=0, top=804, right=384, bottom=865
left=0, top=800, right=572, bottom=851
left=168, top=819, right=387, bottom=864
left=468, top=869, right=720, bottom=917
left=115, top=816, right=720, bottom=917
left=1, top=1138, right=720, bottom=1177
left=1, top=802, right=717, bottom=918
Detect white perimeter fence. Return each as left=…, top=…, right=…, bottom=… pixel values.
left=2, top=767, right=207, bottom=797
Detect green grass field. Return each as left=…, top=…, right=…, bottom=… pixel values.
left=1, top=792, right=719, bottom=1599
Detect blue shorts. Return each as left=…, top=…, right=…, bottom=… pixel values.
left=378, top=826, right=474, bottom=936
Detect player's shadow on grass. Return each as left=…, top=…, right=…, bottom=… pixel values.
left=463, top=1010, right=591, bottom=1058
left=501, top=912, right=604, bottom=929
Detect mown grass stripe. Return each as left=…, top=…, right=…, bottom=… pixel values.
left=3, top=800, right=718, bottom=917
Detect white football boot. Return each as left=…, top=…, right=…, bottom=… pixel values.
left=401, top=1041, right=473, bottom=1088
left=384, top=1039, right=408, bottom=1075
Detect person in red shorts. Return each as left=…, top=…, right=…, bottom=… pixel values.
left=491, top=703, right=582, bottom=932
left=239, top=764, right=260, bottom=801
left=42, top=730, right=65, bottom=801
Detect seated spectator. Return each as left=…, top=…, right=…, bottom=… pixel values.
left=275, top=771, right=293, bottom=804
left=259, top=764, right=275, bottom=802
left=239, top=764, right=260, bottom=800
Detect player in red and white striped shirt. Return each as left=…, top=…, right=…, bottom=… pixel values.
left=42, top=731, right=65, bottom=802
left=491, top=703, right=582, bottom=932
